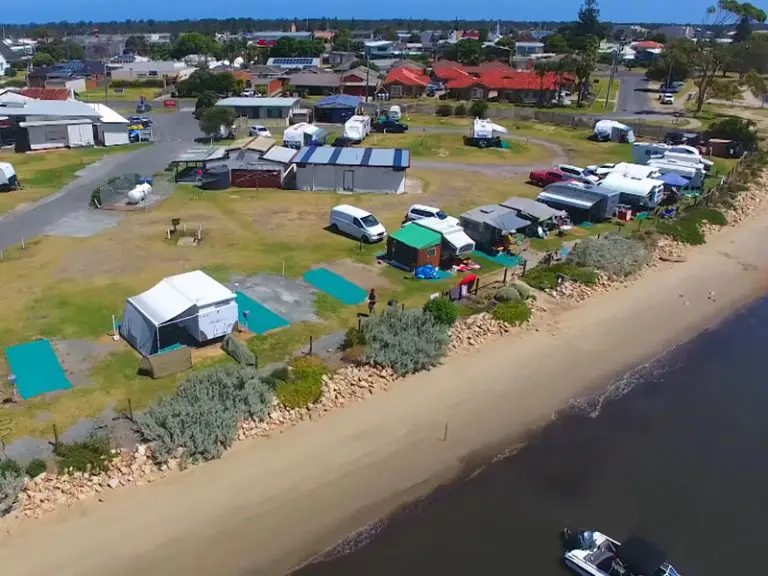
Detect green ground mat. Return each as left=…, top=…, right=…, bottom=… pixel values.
left=4, top=339, right=73, bottom=400
left=471, top=251, right=522, bottom=268
left=235, top=292, right=290, bottom=335
left=303, top=268, right=368, bottom=305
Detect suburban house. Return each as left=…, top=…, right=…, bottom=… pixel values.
left=27, top=60, right=107, bottom=93
left=364, top=40, right=395, bottom=59
left=294, top=146, right=410, bottom=194
left=0, top=42, right=20, bottom=76
left=382, top=65, right=430, bottom=98
left=108, top=60, right=196, bottom=82
left=339, top=66, right=380, bottom=97
left=248, top=31, right=312, bottom=47
left=431, top=61, right=576, bottom=103
left=515, top=42, right=546, bottom=56
left=19, top=88, right=71, bottom=100
left=289, top=71, right=341, bottom=96
left=266, top=57, right=321, bottom=70
left=214, top=97, right=301, bottom=125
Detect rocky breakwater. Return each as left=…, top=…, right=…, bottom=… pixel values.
left=448, top=313, right=512, bottom=354
left=550, top=273, right=621, bottom=304
left=654, top=237, right=688, bottom=263
left=20, top=444, right=168, bottom=519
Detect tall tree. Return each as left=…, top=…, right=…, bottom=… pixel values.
left=456, top=39, right=482, bottom=65
left=745, top=69, right=768, bottom=106
left=571, top=0, right=604, bottom=50
left=125, top=35, right=150, bottom=55
left=724, top=0, right=768, bottom=42
left=170, top=33, right=219, bottom=59
left=31, top=52, right=56, bottom=68
left=534, top=61, right=552, bottom=105
left=573, top=37, right=598, bottom=105
left=199, top=106, right=237, bottom=138
left=545, top=33, right=571, bottom=54
left=270, top=36, right=298, bottom=57
left=333, top=28, right=351, bottom=52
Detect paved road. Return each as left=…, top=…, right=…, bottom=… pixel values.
left=0, top=111, right=202, bottom=251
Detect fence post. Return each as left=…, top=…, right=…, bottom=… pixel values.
left=52, top=424, right=59, bottom=448
left=128, top=398, right=134, bottom=421
left=308, top=336, right=313, bottom=356
left=503, top=268, right=508, bottom=284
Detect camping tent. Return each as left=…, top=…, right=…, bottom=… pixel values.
left=120, top=270, right=238, bottom=356
left=0, top=162, right=18, bottom=190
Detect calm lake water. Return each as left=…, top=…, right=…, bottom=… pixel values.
left=293, top=295, right=768, bottom=576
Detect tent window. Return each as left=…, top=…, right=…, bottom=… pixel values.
left=427, top=248, right=437, bottom=257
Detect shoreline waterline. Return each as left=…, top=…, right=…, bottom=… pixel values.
left=2, top=201, right=768, bottom=576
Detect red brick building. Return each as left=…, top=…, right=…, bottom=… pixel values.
left=382, top=65, right=430, bottom=98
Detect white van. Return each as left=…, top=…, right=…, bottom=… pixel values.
left=389, top=105, right=402, bottom=121
left=598, top=173, right=665, bottom=209
left=329, top=205, right=387, bottom=243
left=343, top=115, right=372, bottom=142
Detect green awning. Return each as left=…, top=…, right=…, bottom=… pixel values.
left=389, top=224, right=441, bottom=250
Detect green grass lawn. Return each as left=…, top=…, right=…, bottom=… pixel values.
left=0, top=144, right=149, bottom=216
left=583, top=78, right=621, bottom=113
left=367, top=131, right=553, bottom=164
left=79, top=87, right=164, bottom=101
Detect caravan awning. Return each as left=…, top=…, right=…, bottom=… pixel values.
left=128, top=282, right=195, bottom=326
left=443, top=229, right=475, bottom=255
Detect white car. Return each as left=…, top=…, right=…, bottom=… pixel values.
left=241, top=89, right=261, bottom=98
left=660, top=93, right=674, bottom=105
left=404, top=204, right=459, bottom=225
left=329, top=205, right=387, bottom=243
left=249, top=125, right=272, bottom=138
left=557, top=164, right=600, bottom=183
left=585, top=163, right=618, bottom=177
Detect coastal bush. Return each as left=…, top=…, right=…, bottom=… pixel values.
left=454, top=103, right=467, bottom=116
left=524, top=263, right=598, bottom=290
left=514, top=282, right=533, bottom=300
left=341, top=326, right=366, bottom=350
left=25, top=458, right=47, bottom=478
left=568, top=235, right=651, bottom=278
left=492, top=301, right=532, bottom=326
left=0, top=458, right=24, bottom=516
left=136, top=365, right=273, bottom=463
left=423, top=296, right=459, bottom=326
left=276, top=356, right=327, bottom=409
left=54, top=434, right=115, bottom=474
left=362, top=308, right=450, bottom=376
left=458, top=295, right=494, bottom=317
left=657, top=207, right=728, bottom=246
left=341, top=344, right=366, bottom=364
left=494, top=286, right=522, bottom=302
left=435, top=104, right=454, bottom=117
left=689, top=207, right=728, bottom=227
left=262, top=366, right=290, bottom=390
left=221, top=334, right=257, bottom=367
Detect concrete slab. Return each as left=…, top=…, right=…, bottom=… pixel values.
left=43, top=209, right=123, bottom=238
left=230, top=274, right=319, bottom=324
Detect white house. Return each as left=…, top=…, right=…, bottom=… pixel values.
left=88, top=103, right=130, bottom=146
left=120, top=270, right=238, bottom=356
left=294, top=146, right=410, bottom=194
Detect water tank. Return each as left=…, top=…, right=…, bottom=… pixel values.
left=199, top=165, right=231, bottom=191
left=126, top=182, right=152, bottom=204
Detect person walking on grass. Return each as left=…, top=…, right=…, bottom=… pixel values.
left=368, top=288, right=377, bottom=315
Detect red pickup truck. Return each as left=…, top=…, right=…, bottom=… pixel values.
left=529, top=168, right=567, bottom=187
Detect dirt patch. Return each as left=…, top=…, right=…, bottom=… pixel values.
left=404, top=177, right=424, bottom=195
left=53, top=339, right=120, bottom=388
left=325, top=259, right=394, bottom=291
left=190, top=343, right=227, bottom=364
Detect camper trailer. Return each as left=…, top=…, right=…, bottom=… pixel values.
left=647, top=159, right=705, bottom=188
left=412, top=217, right=476, bottom=259
left=632, top=142, right=713, bottom=171
left=593, top=120, right=635, bottom=143
left=538, top=181, right=619, bottom=223
left=587, top=162, right=661, bottom=180
left=598, top=173, right=665, bottom=209
left=0, top=162, right=19, bottom=191
left=283, top=123, right=327, bottom=149
left=465, top=118, right=508, bottom=148
left=343, top=115, right=372, bottom=143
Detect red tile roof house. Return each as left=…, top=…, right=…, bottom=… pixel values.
left=435, top=61, right=576, bottom=104
left=382, top=66, right=430, bottom=98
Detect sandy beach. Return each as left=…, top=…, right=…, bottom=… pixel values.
left=2, top=202, right=768, bottom=576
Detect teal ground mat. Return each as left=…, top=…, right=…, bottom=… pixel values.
left=471, top=251, right=522, bottom=268
left=303, top=268, right=368, bottom=305
left=4, top=339, right=72, bottom=400
left=235, top=292, right=290, bottom=335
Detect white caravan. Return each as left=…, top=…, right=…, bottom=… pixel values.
left=343, top=115, right=372, bottom=142
left=647, top=159, right=706, bottom=188
left=598, top=173, right=665, bottom=209
left=632, top=142, right=713, bottom=171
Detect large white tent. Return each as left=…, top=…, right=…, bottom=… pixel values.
left=120, top=270, right=238, bottom=356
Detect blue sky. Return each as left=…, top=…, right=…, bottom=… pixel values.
left=2, top=0, right=768, bottom=26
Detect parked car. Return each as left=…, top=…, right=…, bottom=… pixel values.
left=404, top=204, right=458, bottom=225
left=529, top=168, right=568, bottom=187
left=249, top=124, right=272, bottom=138
left=333, top=136, right=353, bottom=147
left=557, top=164, right=601, bottom=183
left=660, top=93, right=674, bottom=105
left=329, top=205, right=387, bottom=243
left=241, top=89, right=261, bottom=98
left=372, top=118, right=409, bottom=133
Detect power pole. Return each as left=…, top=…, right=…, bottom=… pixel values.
left=604, top=44, right=619, bottom=109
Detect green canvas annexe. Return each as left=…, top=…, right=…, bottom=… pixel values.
left=389, top=224, right=441, bottom=249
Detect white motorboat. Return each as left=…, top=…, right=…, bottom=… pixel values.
left=561, top=529, right=681, bottom=576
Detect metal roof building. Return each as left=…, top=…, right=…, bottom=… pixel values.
left=214, top=97, right=301, bottom=124
left=459, top=204, right=531, bottom=251
left=314, top=94, right=362, bottom=124
left=295, top=146, right=410, bottom=194
left=500, top=196, right=566, bottom=223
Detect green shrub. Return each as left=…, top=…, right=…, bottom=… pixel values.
left=423, top=296, right=459, bottom=326
left=568, top=235, right=651, bottom=278
left=524, top=262, right=598, bottom=290
left=689, top=207, right=727, bottom=226
left=136, top=365, right=273, bottom=463
left=514, top=282, right=533, bottom=300
left=454, top=103, right=467, bottom=116
left=494, top=286, right=521, bottom=302
left=492, top=301, right=532, bottom=326
left=657, top=207, right=727, bottom=246
left=341, top=344, right=366, bottom=364
left=221, top=334, right=257, bottom=367
left=342, top=326, right=366, bottom=350
left=0, top=458, right=23, bottom=516
left=54, top=434, right=115, bottom=474
left=276, top=356, right=327, bottom=409
left=363, top=308, right=450, bottom=376
left=435, top=104, right=454, bottom=117
left=469, top=100, right=489, bottom=119
left=25, top=458, right=47, bottom=478
left=458, top=295, right=494, bottom=317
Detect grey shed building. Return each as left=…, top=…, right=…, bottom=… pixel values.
left=459, top=204, right=531, bottom=252
left=294, top=146, right=410, bottom=193
left=214, top=97, right=300, bottom=125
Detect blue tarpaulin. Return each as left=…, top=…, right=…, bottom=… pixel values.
left=659, top=172, right=690, bottom=187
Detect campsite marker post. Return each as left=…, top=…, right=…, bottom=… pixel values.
left=111, top=315, right=120, bottom=341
